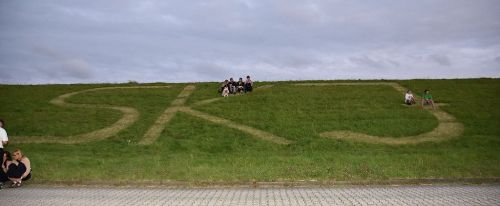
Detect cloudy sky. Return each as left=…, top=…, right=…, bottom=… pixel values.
left=1, top=0, right=499, bottom=84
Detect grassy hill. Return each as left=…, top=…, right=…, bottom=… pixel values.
left=1, top=78, right=499, bottom=184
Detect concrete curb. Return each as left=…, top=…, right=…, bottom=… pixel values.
left=22, top=178, right=500, bottom=189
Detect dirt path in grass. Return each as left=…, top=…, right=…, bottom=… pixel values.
left=13, top=82, right=463, bottom=145
left=191, top=84, right=274, bottom=107
left=139, top=85, right=196, bottom=145
left=295, top=82, right=464, bottom=145
left=140, top=84, right=291, bottom=145
left=179, top=107, right=292, bottom=145
left=13, top=86, right=172, bottom=144
left=13, top=84, right=290, bottom=145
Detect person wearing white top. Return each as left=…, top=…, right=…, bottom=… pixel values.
left=405, top=90, right=416, bottom=105
left=0, top=119, right=8, bottom=160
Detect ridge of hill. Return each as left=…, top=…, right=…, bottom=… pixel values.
left=0, top=78, right=499, bottom=183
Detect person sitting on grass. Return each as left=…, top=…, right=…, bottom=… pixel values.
left=236, top=77, right=245, bottom=94
left=218, top=79, right=229, bottom=94
left=421, top=89, right=436, bottom=109
left=244, top=75, right=253, bottom=93
left=5, top=149, right=31, bottom=188
left=0, top=150, right=12, bottom=189
left=222, top=86, right=230, bottom=97
left=228, top=77, right=237, bottom=94
left=405, top=90, right=416, bottom=105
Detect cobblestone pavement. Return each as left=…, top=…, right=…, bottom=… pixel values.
left=1, top=184, right=499, bottom=205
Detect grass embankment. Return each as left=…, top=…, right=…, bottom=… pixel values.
left=0, top=79, right=499, bottom=184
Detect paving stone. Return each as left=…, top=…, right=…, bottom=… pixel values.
left=0, top=185, right=499, bottom=206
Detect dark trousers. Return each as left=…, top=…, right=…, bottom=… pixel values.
left=7, top=164, right=25, bottom=179
left=0, top=148, right=7, bottom=183
left=0, top=170, right=7, bottom=182
left=244, top=84, right=253, bottom=93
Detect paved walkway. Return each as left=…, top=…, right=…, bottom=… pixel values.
left=1, top=184, right=499, bottom=205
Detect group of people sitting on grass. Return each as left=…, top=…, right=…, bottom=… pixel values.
left=404, top=89, right=436, bottom=109
left=218, top=75, right=254, bottom=97
left=0, top=119, right=31, bottom=189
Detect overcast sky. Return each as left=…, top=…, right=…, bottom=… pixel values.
left=1, top=0, right=499, bottom=84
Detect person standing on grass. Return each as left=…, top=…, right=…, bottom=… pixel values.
left=0, top=119, right=8, bottom=161
left=405, top=90, right=416, bottom=105
left=244, top=75, right=253, bottom=93
left=422, top=89, right=436, bottom=109
left=6, top=149, right=31, bottom=188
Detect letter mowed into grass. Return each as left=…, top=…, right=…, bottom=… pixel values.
left=13, top=82, right=463, bottom=145
left=139, top=85, right=291, bottom=145
left=295, top=83, right=463, bottom=145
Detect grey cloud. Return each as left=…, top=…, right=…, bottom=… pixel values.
left=61, top=58, right=93, bottom=79
left=0, top=65, right=12, bottom=80
left=32, top=45, right=95, bottom=80
left=258, top=52, right=324, bottom=70
left=428, top=54, right=452, bottom=66
left=187, top=61, right=233, bottom=80
left=349, top=56, right=400, bottom=69
left=495, top=56, right=500, bottom=64
left=272, top=1, right=328, bottom=25
left=1, top=0, right=499, bottom=84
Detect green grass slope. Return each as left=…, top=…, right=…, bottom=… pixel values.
left=0, top=79, right=499, bottom=183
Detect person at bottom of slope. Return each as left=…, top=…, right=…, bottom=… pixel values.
left=0, top=119, right=9, bottom=163
left=0, top=150, right=12, bottom=189
left=5, top=149, right=31, bottom=188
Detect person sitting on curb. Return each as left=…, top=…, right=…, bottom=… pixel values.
left=5, top=149, right=31, bottom=188
left=0, top=151, right=12, bottom=189
left=405, top=90, right=416, bottom=105
left=421, top=89, right=436, bottom=109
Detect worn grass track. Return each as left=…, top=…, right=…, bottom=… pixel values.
left=295, top=82, right=464, bottom=144
left=13, top=86, right=171, bottom=144
left=1, top=79, right=499, bottom=183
